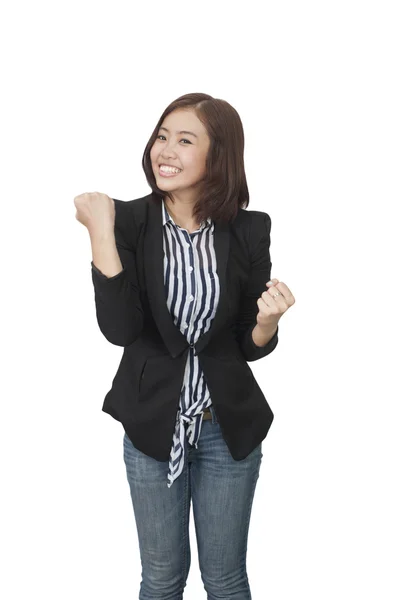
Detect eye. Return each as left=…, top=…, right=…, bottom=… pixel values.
left=157, top=135, right=191, bottom=144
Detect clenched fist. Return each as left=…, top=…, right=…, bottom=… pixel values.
left=256, top=278, right=295, bottom=329
left=74, top=192, right=115, bottom=238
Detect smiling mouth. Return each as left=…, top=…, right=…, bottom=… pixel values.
left=158, top=165, right=182, bottom=177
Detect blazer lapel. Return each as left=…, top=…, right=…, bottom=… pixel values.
left=143, top=193, right=230, bottom=358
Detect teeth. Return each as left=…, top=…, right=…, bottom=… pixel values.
left=160, top=165, right=181, bottom=173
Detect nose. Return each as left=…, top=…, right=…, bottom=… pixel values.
left=162, top=149, right=176, bottom=157
left=162, top=144, right=177, bottom=155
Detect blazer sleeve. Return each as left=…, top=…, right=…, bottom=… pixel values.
left=234, top=211, right=279, bottom=362
left=90, top=199, right=144, bottom=346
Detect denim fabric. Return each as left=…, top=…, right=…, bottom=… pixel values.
left=123, top=407, right=263, bottom=599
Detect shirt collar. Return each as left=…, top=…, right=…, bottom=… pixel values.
left=162, top=197, right=212, bottom=231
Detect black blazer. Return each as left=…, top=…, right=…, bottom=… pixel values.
left=91, top=192, right=279, bottom=462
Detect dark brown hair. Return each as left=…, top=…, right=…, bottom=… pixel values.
left=142, top=93, right=250, bottom=224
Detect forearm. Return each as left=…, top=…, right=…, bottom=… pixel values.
left=252, top=321, right=278, bottom=348
left=90, top=231, right=123, bottom=278
left=89, top=229, right=144, bottom=346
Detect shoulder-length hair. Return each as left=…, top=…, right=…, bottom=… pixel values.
left=142, top=93, right=250, bottom=224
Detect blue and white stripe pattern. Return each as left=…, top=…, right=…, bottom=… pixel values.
left=161, top=198, right=220, bottom=488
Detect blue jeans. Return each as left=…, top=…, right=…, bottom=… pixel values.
left=123, top=406, right=263, bottom=599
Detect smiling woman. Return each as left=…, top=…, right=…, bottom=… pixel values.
left=149, top=107, right=211, bottom=219
left=78, top=91, right=292, bottom=600
left=142, top=92, right=250, bottom=225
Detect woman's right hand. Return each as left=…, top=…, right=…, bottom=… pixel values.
left=74, top=192, right=115, bottom=238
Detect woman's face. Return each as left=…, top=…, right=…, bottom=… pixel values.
left=150, top=108, right=210, bottom=199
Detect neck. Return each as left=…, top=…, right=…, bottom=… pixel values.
left=164, top=196, right=199, bottom=229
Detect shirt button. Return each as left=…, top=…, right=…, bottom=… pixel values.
left=189, top=295, right=194, bottom=301
left=183, top=323, right=188, bottom=329
left=186, top=243, right=190, bottom=248
left=189, top=266, right=193, bottom=272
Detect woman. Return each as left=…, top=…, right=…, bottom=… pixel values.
left=75, top=92, right=295, bottom=599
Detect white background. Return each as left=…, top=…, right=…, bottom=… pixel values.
left=1, top=1, right=398, bottom=598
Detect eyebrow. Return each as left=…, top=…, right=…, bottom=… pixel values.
left=159, top=126, right=198, bottom=139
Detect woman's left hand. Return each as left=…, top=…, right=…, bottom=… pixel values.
left=256, top=278, right=295, bottom=329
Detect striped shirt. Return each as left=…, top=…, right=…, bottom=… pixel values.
left=162, top=198, right=220, bottom=488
